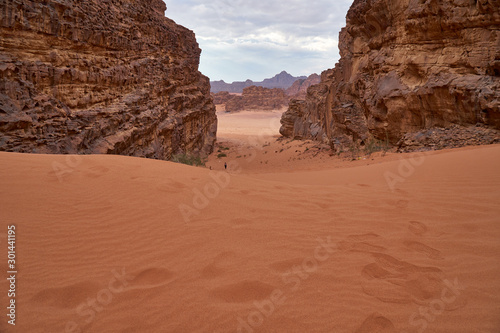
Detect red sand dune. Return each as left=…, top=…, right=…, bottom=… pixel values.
left=0, top=111, right=499, bottom=332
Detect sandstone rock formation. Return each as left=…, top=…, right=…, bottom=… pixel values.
left=211, top=71, right=307, bottom=93
left=280, top=0, right=500, bottom=151
left=212, top=91, right=233, bottom=105
left=214, top=86, right=288, bottom=112
left=0, top=0, right=217, bottom=159
left=285, top=73, right=321, bottom=99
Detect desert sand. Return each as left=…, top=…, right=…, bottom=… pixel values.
left=1, top=110, right=500, bottom=333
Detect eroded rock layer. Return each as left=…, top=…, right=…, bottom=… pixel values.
left=0, top=0, right=217, bottom=158
left=280, top=0, right=500, bottom=150
left=214, top=86, right=289, bottom=112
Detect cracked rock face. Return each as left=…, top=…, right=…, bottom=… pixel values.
left=0, top=0, right=217, bottom=159
left=280, top=0, right=500, bottom=150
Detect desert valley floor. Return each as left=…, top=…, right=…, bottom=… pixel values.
left=0, top=110, right=499, bottom=332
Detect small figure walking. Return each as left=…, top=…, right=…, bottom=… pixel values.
left=224, top=162, right=227, bottom=170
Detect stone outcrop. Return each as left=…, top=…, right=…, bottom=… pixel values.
left=212, top=91, right=233, bottom=105
left=211, top=71, right=307, bottom=93
left=285, top=74, right=321, bottom=99
left=0, top=0, right=217, bottom=159
left=280, top=0, right=500, bottom=151
left=215, top=86, right=289, bottom=112
left=398, top=123, right=500, bottom=152
left=214, top=75, right=321, bottom=113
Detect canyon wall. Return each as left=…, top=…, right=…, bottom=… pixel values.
left=280, top=0, right=500, bottom=151
left=0, top=0, right=217, bottom=159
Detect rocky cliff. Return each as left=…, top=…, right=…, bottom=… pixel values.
left=0, top=0, right=217, bottom=159
left=280, top=0, right=500, bottom=151
left=214, top=86, right=288, bottom=112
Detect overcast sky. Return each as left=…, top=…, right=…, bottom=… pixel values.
left=163, top=1, right=354, bottom=82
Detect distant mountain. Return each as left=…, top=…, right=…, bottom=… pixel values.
left=210, top=71, right=307, bottom=93
left=285, top=73, right=321, bottom=98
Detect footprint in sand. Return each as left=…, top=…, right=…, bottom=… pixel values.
left=210, top=280, right=275, bottom=303
left=408, top=221, right=428, bottom=236
left=338, top=233, right=387, bottom=253
left=341, top=241, right=386, bottom=253
left=404, top=240, right=443, bottom=260
left=354, top=230, right=467, bottom=313
left=31, top=281, right=100, bottom=308
left=156, top=180, right=187, bottom=194
left=315, top=202, right=330, bottom=209
left=356, top=313, right=396, bottom=333
left=395, top=188, right=409, bottom=196
left=128, top=268, right=175, bottom=289
left=201, top=251, right=237, bottom=279
left=201, top=262, right=224, bottom=279
left=383, top=198, right=410, bottom=209
left=361, top=252, right=449, bottom=305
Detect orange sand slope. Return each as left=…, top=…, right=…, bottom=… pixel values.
left=0, top=145, right=500, bottom=333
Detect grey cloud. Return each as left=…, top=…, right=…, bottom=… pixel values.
left=164, top=0, right=353, bottom=82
